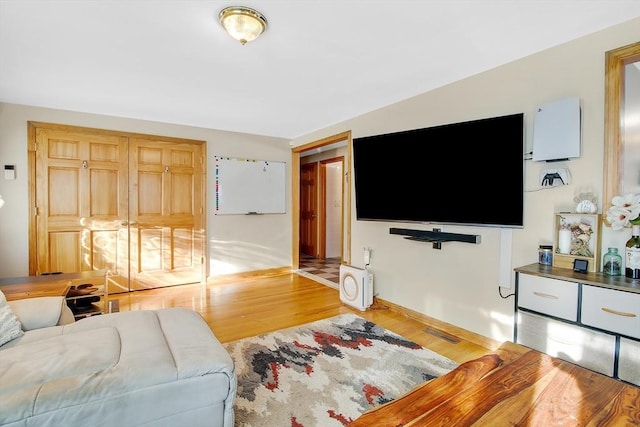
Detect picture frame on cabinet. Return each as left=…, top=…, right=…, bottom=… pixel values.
left=552, top=213, right=601, bottom=273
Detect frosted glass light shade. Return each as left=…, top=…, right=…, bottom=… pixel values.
left=219, top=6, right=267, bottom=45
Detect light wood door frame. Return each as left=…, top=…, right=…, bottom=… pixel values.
left=291, top=131, right=352, bottom=269
left=28, top=122, right=206, bottom=289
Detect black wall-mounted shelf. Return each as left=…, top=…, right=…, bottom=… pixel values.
left=389, top=227, right=481, bottom=250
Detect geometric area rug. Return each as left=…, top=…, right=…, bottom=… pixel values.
left=223, top=313, right=459, bottom=426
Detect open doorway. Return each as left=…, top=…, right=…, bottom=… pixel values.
left=291, top=131, right=351, bottom=285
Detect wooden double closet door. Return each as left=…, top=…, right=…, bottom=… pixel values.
left=29, top=122, right=206, bottom=293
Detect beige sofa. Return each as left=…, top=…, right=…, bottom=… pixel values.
left=0, top=296, right=237, bottom=427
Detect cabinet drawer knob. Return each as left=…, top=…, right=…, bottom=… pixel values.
left=601, top=307, right=637, bottom=318
left=533, top=291, right=558, bottom=299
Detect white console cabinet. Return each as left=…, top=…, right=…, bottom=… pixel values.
left=514, top=263, right=640, bottom=386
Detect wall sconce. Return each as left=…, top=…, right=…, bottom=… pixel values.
left=219, top=6, right=267, bottom=45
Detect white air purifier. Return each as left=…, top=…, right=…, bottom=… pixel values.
left=339, top=265, right=374, bottom=311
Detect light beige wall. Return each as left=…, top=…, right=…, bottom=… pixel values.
left=291, top=18, right=640, bottom=342
left=0, top=103, right=291, bottom=278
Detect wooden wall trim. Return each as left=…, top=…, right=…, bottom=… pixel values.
left=27, top=121, right=206, bottom=145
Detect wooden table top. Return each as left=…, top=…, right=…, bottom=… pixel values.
left=350, top=341, right=640, bottom=426
left=0, top=270, right=105, bottom=301
left=1, top=280, right=70, bottom=301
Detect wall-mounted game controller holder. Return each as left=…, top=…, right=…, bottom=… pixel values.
left=540, top=168, right=571, bottom=187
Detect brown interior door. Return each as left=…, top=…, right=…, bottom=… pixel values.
left=32, top=123, right=205, bottom=293
left=128, top=138, right=205, bottom=290
left=300, top=162, right=318, bottom=257
left=34, top=127, right=128, bottom=276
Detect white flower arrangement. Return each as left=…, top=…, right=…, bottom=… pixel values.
left=606, top=193, right=640, bottom=230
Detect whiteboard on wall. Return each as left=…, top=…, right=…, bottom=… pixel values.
left=215, top=156, right=286, bottom=215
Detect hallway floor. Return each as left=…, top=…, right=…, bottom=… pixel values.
left=298, top=255, right=340, bottom=284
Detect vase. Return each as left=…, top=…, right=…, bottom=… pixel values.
left=603, top=247, right=622, bottom=276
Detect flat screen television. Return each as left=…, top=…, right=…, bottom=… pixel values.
left=353, top=113, right=524, bottom=228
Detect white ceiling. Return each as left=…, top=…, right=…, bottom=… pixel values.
left=1, top=1, right=640, bottom=140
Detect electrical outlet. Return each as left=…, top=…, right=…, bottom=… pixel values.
left=364, top=248, right=371, bottom=265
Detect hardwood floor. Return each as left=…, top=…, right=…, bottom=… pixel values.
left=110, top=271, right=500, bottom=364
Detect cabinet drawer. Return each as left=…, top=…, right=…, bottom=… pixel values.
left=581, top=285, right=640, bottom=339
left=517, top=274, right=578, bottom=321
left=619, top=338, right=640, bottom=386
left=517, top=311, right=615, bottom=376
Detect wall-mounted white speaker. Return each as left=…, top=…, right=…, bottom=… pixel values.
left=339, top=265, right=373, bottom=311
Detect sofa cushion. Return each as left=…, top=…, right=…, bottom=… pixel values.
left=0, top=290, right=23, bottom=347
left=8, top=296, right=71, bottom=331
left=0, top=307, right=236, bottom=426
left=0, top=327, right=120, bottom=394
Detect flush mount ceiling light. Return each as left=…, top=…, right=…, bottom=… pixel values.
left=219, top=6, right=267, bottom=45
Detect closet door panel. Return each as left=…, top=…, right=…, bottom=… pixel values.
left=137, top=226, right=164, bottom=272
left=137, top=171, right=163, bottom=215
left=49, top=231, right=82, bottom=273
left=128, top=138, right=204, bottom=290
left=173, top=228, right=196, bottom=269
left=35, top=128, right=127, bottom=276
left=48, top=167, right=79, bottom=216
left=90, top=168, right=119, bottom=216
left=31, top=123, right=204, bottom=291
left=170, top=172, right=194, bottom=214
